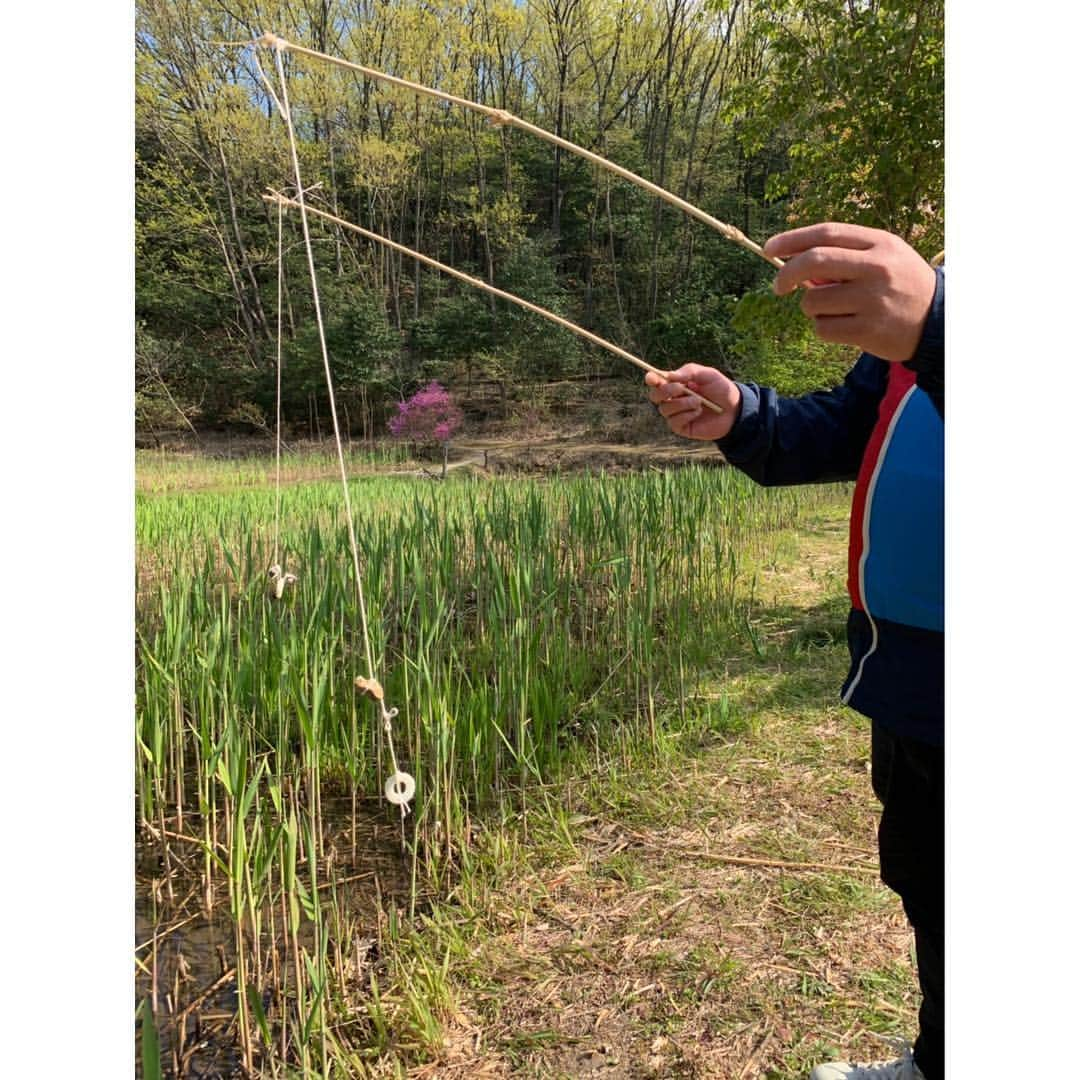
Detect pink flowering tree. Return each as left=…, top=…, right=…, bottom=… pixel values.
left=387, top=381, right=464, bottom=478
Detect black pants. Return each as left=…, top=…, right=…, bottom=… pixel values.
left=871, top=720, right=944, bottom=1080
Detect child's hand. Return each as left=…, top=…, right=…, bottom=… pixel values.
left=645, top=364, right=741, bottom=441
left=764, top=223, right=937, bottom=363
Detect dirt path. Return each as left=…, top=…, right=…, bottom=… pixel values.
left=454, top=434, right=718, bottom=473
left=412, top=513, right=918, bottom=1080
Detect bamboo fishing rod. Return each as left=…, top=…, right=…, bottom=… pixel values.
left=254, top=32, right=783, bottom=270
left=263, top=189, right=726, bottom=416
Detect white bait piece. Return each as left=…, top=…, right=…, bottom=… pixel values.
left=384, top=771, right=415, bottom=807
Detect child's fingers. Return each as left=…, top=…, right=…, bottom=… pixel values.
left=763, top=222, right=879, bottom=261
left=799, top=281, right=864, bottom=317
left=772, top=246, right=871, bottom=296
left=647, top=377, right=695, bottom=406
left=658, top=394, right=701, bottom=421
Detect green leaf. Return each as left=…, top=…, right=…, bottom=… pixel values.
left=247, top=985, right=273, bottom=1048
left=284, top=810, right=297, bottom=893
left=215, top=755, right=233, bottom=798
left=138, top=998, right=162, bottom=1080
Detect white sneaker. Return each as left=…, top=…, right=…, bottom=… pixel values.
left=810, top=1044, right=925, bottom=1080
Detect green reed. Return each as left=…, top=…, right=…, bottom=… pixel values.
left=138, top=467, right=841, bottom=859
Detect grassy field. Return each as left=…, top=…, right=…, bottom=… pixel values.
left=135, top=450, right=916, bottom=1078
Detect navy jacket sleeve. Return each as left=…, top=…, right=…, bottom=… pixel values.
left=903, top=267, right=945, bottom=418
left=715, top=355, right=888, bottom=486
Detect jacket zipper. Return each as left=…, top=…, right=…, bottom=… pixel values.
left=843, top=383, right=917, bottom=704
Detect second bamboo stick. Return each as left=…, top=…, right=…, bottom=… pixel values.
left=264, top=189, right=726, bottom=416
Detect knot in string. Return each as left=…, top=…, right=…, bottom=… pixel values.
left=267, top=564, right=298, bottom=599
left=258, top=31, right=287, bottom=51
left=354, top=677, right=413, bottom=814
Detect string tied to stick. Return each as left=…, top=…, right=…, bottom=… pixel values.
left=258, top=31, right=288, bottom=52
left=257, top=45, right=417, bottom=819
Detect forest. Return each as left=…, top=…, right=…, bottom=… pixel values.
left=135, top=0, right=943, bottom=440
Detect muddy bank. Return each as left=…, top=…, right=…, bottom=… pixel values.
left=135, top=793, right=419, bottom=1078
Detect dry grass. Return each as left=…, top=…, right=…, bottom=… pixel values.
left=397, top=505, right=918, bottom=1079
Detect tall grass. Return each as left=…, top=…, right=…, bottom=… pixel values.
left=135, top=463, right=843, bottom=1072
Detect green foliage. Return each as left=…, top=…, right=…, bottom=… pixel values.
left=136, top=327, right=188, bottom=435
left=408, top=291, right=493, bottom=368
left=731, top=0, right=944, bottom=252
left=286, top=285, right=402, bottom=402
left=135, top=153, right=227, bottom=333
left=138, top=998, right=162, bottom=1080
left=407, top=238, right=585, bottom=385
left=729, top=287, right=854, bottom=395
left=646, top=298, right=736, bottom=369
left=494, top=238, right=584, bottom=378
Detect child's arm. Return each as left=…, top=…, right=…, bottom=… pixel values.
left=646, top=224, right=942, bottom=484
left=766, top=222, right=945, bottom=418
left=646, top=358, right=886, bottom=486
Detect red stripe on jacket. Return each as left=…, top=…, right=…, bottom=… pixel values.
left=847, top=365, right=918, bottom=611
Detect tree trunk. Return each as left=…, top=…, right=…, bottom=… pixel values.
left=328, top=134, right=344, bottom=278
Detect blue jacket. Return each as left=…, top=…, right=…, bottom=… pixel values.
left=716, top=270, right=944, bottom=745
